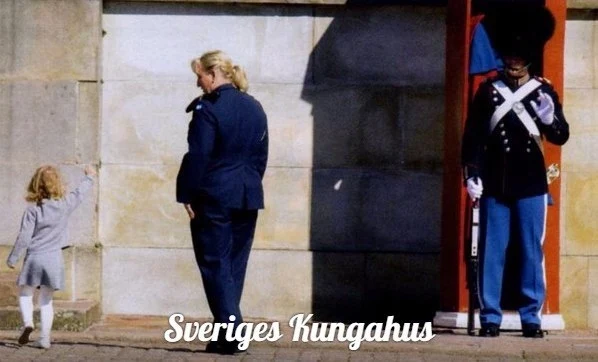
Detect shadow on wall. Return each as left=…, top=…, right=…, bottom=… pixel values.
left=301, top=0, right=446, bottom=323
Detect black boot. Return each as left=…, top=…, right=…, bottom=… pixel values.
left=522, top=324, right=545, bottom=338
left=479, top=323, right=500, bottom=337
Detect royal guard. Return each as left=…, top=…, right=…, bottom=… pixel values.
left=461, top=5, right=569, bottom=338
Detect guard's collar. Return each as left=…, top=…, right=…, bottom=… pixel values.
left=501, top=72, right=531, bottom=89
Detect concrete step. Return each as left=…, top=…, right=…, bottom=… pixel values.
left=0, top=299, right=101, bottom=332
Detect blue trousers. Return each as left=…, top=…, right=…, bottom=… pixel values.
left=190, top=200, right=258, bottom=330
left=478, top=194, right=547, bottom=327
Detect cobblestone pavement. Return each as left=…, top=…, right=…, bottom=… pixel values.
left=1, top=316, right=598, bottom=361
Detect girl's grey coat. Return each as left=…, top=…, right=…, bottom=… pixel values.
left=7, top=176, right=93, bottom=290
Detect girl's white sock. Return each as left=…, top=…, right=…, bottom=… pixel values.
left=18, top=286, right=35, bottom=328
left=39, top=285, right=54, bottom=341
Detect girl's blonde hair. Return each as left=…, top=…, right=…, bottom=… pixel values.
left=26, top=165, right=66, bottom=203
left=191, top=50, right=249, bottom=92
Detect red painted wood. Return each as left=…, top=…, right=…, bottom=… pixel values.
left=440, top=0, right=471, bottom=312
left=542, top=0, right=566, bottom=314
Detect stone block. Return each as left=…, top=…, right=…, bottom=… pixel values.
left=99, top=165, right=309, bottom=250
left=99, top=164, right=190, bottom=248
left=310, top=169, right=441, bottom=253
left=560, top=256, right=588, bottom=329
left=0, top=165, right=31, bottom=247
left=561, top=132, right=598, bottom=173
left=0, top=245, right=18, bottom=306
left=564, top=171, right=598, bottom=255
left=0, top=81, right=79, bottom=164
left=595, top=12, right=598, bottom=90
left=255, top=167, right=311, bottom=250
left=73, top=246, right=102, bottom=302
left=311, top=252, right=365, bottom=322
left=102, top=247, right=312, bottom=320
left=102, top=247, right=208, bottom=317
left=103, top=2, right=313, bottom=84
left=0, top=0, right=100, bottom=80
left=54, top=247, right=74, bottom=301
left=564, top=13, right=594, bottom=89
left=312, top=6, right=445, bottom=86
left=365, top=253, right=439, bottom=322
left=101, top=81, right=196, bottom=165
left=77, top=82, right=100, bottom=164
left=305, top=85, right=403, bottom=168
left=401, top=87, right=445, bottom=171
left=103, top=81, right=312, bottom=167
left=251, top=84, right=313, bottom=168
left=303, top=85, right=442, bottom=170
left=62, top=165, right=98, bottom=247
left=0, top=271, right=17, bottom=308
left=563, top=88, right=597, bottom=135
left=588, top=258, right=598, bottom=328
left=243, top=250, right=312, bottom=320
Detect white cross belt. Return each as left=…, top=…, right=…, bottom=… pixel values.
left=490, top=79, right=542, bottom=136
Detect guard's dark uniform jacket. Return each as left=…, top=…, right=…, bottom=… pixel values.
left=461, top=74, right=569, bottom=201
left=176, top=83, right=268, bottom=209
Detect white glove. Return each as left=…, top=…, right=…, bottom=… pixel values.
left=466, top=177, right=483, bottom=200
left=530, top=90, right=555, bottom=125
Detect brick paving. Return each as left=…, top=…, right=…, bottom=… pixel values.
left=1, top=316, right=598, bottom=361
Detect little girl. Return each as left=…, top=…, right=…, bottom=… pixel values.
left=6, top=164, right=95, bottom=349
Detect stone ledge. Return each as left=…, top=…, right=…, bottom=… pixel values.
left=433, top=311, right=566, bottom=330
left=106, top=0, right=598, bottom=9
left=0, top=300, right=101, bottom=332
left=107, top=0, right=446, bottom=5
left=569, top=0, right=598, bottom=9
left=0, top=272, right=17, bottom=308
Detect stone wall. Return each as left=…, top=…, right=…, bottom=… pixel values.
left=0, top=0, right=102, bottom=304
left=2, top=0, right=598, bottom=329
left=561, top=7, right=598, bottom=329
left=101, top=1, right=445, bottom=321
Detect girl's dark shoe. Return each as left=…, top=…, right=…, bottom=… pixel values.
left=18, top=326, right=33, bottom=345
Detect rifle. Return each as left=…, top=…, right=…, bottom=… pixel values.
left=467, top=197, right=480, bottom=336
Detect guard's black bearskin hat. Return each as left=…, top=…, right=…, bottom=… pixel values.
left=480, top=1, right=556, bottom=63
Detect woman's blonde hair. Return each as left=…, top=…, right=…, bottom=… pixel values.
left=26, top=165, right=66, bottom=203
left=191, top=50, right=249, bottom=92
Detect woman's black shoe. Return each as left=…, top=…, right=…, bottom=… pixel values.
left=205, top=341, right=222, bottom=353
left=205, top=341, right=246, bottom=355
left=479, top=324, right=500, bottom=337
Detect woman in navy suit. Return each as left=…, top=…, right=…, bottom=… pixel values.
left=176, top=50, right=268, bottom=354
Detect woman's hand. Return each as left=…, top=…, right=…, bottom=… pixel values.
left=184, top=204, right=195, bottom=220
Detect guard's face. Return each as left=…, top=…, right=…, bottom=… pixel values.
left=195, top=64, right=214, bottom=93
left=503, top=56, right=530, bottom=79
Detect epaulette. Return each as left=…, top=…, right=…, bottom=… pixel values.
left=534, top=76, right=552, bottom=85
left=185, top=97, right=202, bottom=113
left=484, top=74, right=499, bottom=83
